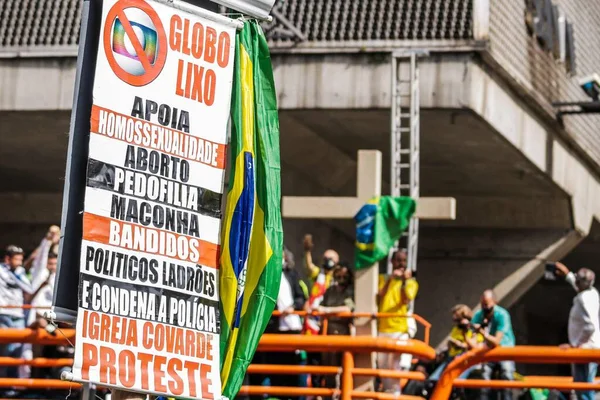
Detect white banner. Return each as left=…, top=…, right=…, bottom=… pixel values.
left=72, top=0, right=236, bottom=398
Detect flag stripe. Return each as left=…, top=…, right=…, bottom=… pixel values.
left=219, top=21, right=283, bottom=399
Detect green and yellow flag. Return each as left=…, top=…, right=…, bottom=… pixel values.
left=354, top=196, right=416, bottom=269
left=219, top=20, right=283, bottom=399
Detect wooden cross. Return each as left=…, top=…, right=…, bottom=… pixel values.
left=282, top=149, right=456, bottom=386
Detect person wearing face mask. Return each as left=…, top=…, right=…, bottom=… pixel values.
left=259, top=247, right=305, bottom=397
left=302, top=234, right=340, bottom=335
left=318, top=263, right=355, bottom=391
left=376, top=249, right=419, bottom=393
left=553, top=262, right=600, bottom=400
left=429, top=304, right=483, bottom=382
left=471, top=289, right=516, bottom=400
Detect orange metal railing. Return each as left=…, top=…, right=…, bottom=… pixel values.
left=430, top=345, right=600, bottom=400
left=252, top=334, right=434, bottom=400
left=3, top=305, right=431, bottom=344
left=272, top=310, right=432, bottom=345
left=0, top=329, right=434, bottom=399
left=5, top=325, right=600, bottom=399
left=0, top=305, right=52, bottom=309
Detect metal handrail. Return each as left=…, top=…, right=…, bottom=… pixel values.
left=3, top=330, right=600, bottom=399
left=0, top=328, right=75, bottom=345
left=0, top=305, right=52, bottom=309
left=430, top=346, right=600, bottom=400
left=0, top=329, right=434, bottom=399
left=271, top=310, right=432, bottom=344
left=0, top=305, right=432, bottom=345
left=258, top=334, right=435, bottom=360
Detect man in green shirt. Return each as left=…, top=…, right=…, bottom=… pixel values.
left=471, top=289, right=516, bottom=400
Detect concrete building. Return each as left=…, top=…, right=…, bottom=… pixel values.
left=2, top=0, right=600, bottom=361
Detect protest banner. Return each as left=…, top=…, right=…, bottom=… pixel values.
left=66, top=1, right=238, bottom=398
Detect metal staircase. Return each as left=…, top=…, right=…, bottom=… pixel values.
left=390, top=50, right=427, bottom=273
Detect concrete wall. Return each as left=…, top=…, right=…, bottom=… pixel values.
left=419, top=226, right=570, bottom=345
left=3, top=50, right=600, bottom=349
left=509, top=220, right=600, bottom=376
left=489, top=0, right=600, bottom=170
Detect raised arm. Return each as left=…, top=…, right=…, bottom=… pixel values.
left=401, top=271, right=418, bottom=304
left=303, top=234, right=320, bottom=281
left=555, top=262, right=578, bottom=292
left=30, top=238, right=52, bottom=291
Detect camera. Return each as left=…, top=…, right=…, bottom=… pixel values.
left=544, top=261, right=557, bottom=281
left=470, top=319, right=489, bottom=331
left=578, top=74, right=600, bottom=101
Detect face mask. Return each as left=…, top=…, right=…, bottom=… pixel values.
left=323, top=258, right=336, bottom=271
left=335, top=275, right=349, bottom=286
left=482, top=305, right=494, bottom=315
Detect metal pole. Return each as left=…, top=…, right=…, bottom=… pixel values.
left=81, top=382, right=96, bottom=400
left=341, top=352, right=355, bottom=400
left=390, top=54, right=399, bottom=198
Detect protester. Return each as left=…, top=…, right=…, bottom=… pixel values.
left=20, top=228, right=60, bottom=379
left=302, top=234, right=339, bottom=335
left=0, top=245, right=31, bottom=379
left=318, top=263, right=355, bottom=390
left=429, top=304, right=483, bottom=382
left=554, top=262, right=600, bottom=400
left=471, top=289, right=516, bottom=400
left=28, top=226, right=60, bottom=329
left=266, top=247, right=306, bottom=396
left=376, top=249, right=419, bottom=393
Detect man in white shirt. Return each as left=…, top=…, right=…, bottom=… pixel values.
left=0, top=245, right=32, bottom=378
left=555, top=262, right=600, bottom=400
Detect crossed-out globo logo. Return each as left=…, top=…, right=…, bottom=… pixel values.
left=104, top=0, right=168, bottom=86
left=112, top=12, right=158, bottom=74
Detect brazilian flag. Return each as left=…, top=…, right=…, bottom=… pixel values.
left=219, top=20, right=283, bottom=399
left=354, top=196, right=416, bottom=269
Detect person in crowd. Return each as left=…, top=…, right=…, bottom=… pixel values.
left=28, top=226, right=60, bottom=329
left=554, top=262, right=600, bottom=400
left=250, top=247, right=306, bottom=400
left=471, top=289, right=516, bottom=400
left=429, top=304, right=483, bottom=382
left=269, top=247, right=306, bottom=395
left=0, top=245, right=32, bottom=379
left=317, top=262, right=355, bottom=390
left=302, top=234, right=339, bottom=335
left=22, top=227, right=61, bottom=379
left=376, top=249, right=419, bottom=393
left=282, top=248, right=310, bottom=398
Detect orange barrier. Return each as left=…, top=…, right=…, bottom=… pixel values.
left=0, top=329, right=75, bottom=345
left=430, top=346, right=600, bottom=400
left=524, top=376, right=600, bottom=383
left=0, top=305, right=51, bottom=310
left=0, top=329, right=435, bottom=359
left=239, top=385, right=339, bottom=397
left=0, top=357, right=72, bottom=367
left=247, top=364, right=340, bottom=375
left=0, top=329, right=433, bottom=399
left=250, top=335, right=433, bottom=400
left=0, top=378, right=77, bottom=389
left=239, top=385, right=425, bottom=400
left=272, top=310, right=432, bottom=345
left=352, top=368, right=426, bottom=380
left=453, top=379, right=600, bottom=391
left=351, top=393, right=424, bottom=400
left=258, top=334, right=436, bottom=360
